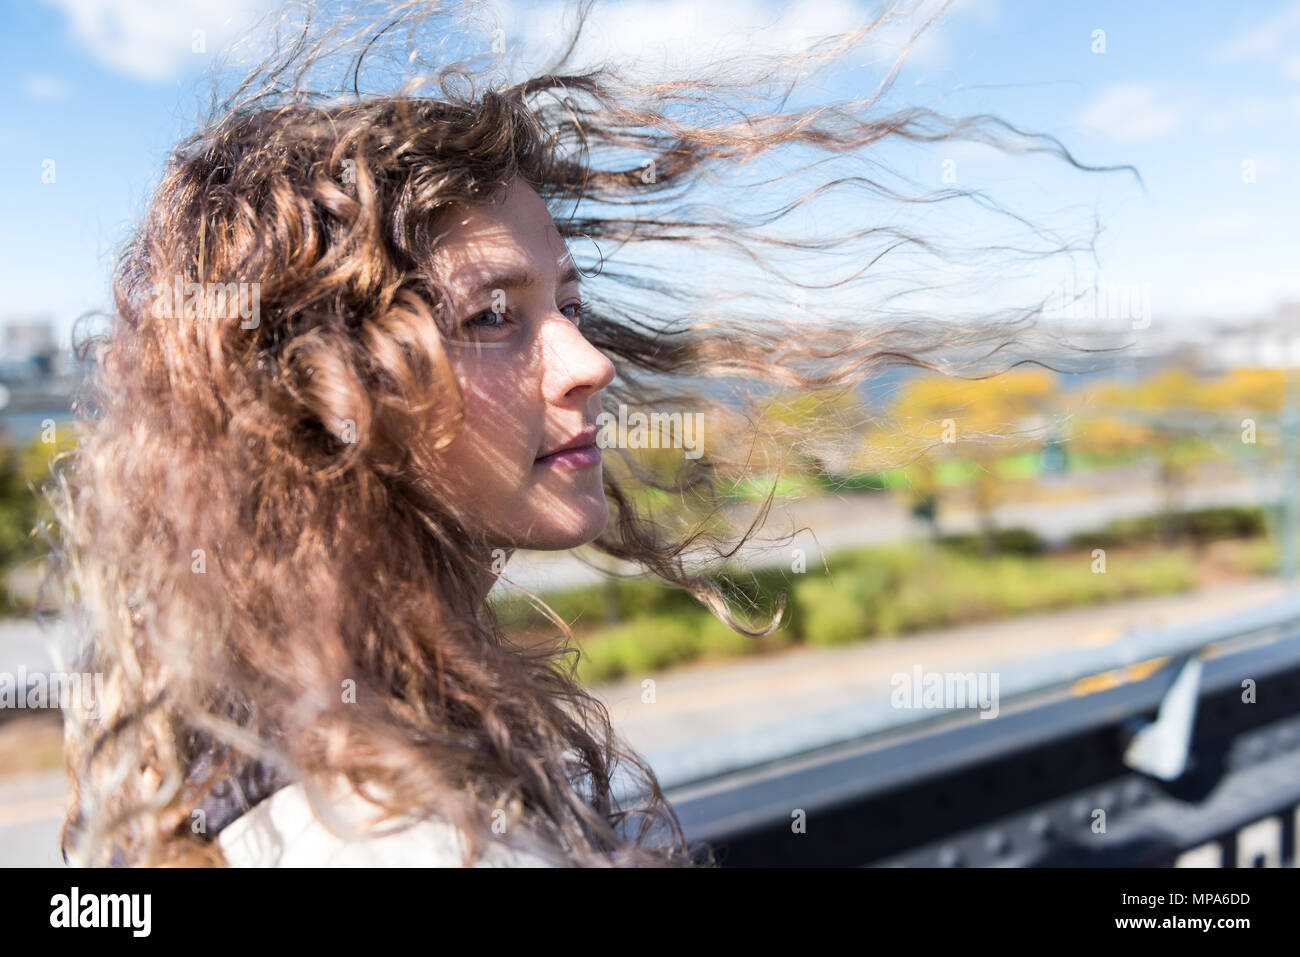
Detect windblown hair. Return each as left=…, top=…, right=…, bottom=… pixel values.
left=45, top=0, right=1123, bottom=867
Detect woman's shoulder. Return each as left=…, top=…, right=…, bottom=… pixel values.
left=218, top=780, right=569, bottom=868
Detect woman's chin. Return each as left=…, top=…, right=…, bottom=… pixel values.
left=517, top=501, right=609, bottom=551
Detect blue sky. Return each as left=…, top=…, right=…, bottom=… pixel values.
left=1, top=0, right=1297, bottom=347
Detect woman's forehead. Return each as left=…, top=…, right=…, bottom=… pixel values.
left=430, top=186, right=571, bottom=290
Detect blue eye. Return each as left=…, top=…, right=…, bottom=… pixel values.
left=462, top=308, right=511, bottom=333
left=457, top=299, right=588, bottom=337
left=562, top=299, right=590, bottom=325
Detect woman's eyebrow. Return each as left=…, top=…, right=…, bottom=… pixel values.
left=468, top=261, right=582, bottom=298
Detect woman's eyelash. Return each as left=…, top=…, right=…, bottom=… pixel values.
left=464, top=308, right=510, bottom=329
left=461, top=299, right=590, bottom=330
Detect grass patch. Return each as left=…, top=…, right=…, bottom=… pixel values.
left=554, top=539, right=1199, bottom=684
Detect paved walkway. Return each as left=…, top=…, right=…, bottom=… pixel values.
left=0, top=762, right=69, bottom=867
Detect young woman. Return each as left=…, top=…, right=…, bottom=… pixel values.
left=45, top=0, right=1111, bottom=867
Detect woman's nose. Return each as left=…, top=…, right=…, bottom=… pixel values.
left=540, top=314, right=616, bottom=403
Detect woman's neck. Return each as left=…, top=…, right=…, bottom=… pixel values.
left=471, top=546, right=514, bottom=605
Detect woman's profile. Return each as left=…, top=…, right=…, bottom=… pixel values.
left=44, top=0, right=1117, bottom=867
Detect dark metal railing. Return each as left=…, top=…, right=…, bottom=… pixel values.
left=662, top=597, right=1300, bottom=866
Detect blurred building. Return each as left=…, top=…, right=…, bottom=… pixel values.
left=0, top=320, right=59, bottom=383
left=0, top=317, right=90, bottom=441
left=1042, top=301, right=1300, bottom=384
left=1191, top=302, right=1300, bottom=372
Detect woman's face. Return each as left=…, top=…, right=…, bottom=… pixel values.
left=425, top=175, right=616, bottom=552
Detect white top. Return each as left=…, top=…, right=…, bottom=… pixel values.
left=218, top=782, right=568, bottom=867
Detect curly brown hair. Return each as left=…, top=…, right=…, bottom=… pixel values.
left=43, top=0, right=1123, bottom=867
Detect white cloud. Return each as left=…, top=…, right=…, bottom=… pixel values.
left=1073, top=84, right=1182, bottom=143
left=1213, top=0, right=1300, bottom=83
left=1213, top=1, right=1300, bottom=65
left=40, top=0, right=274, bottom=83
left=22, top=74, right=71, bottom=99
left=43, top=0, right=989, bottom=91
left=487, top=0, right=983, bottom=85
left=509, top=0, right=865, bottom=73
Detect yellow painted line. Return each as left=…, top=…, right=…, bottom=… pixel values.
left=1070, top=672, right=1121, bottom=695
left=1124, top=656, right=1170, bottom=682
left=1069, top=656, right=1173, bottom=697
left=1076, top=626, right=1126, bottom=647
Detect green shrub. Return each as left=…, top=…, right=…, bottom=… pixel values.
left=1230, top=538, right=1279, bottom=576
left=532, top=521, right=1205, bottom=684
left=814, top=471, right=888, bottom=493
left=792, top=578, right=872, bottom=646
left=1069, top=506, right=1268, bottom=550
left=790, top=553, right=900, bottom=645
left=1181, top=506, right=1267, bottom=541
left=576, top=615, right=702, bottom=684
left=696, top=612, right=763, bottom=658
left=939, top=527, right=1045, bottom=557
left=1126, top=552, right=1194, bottom=594
left=889, top=578, right=953, bottom=632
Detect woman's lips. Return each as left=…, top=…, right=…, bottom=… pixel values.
left=535, top=443, right=601, bottom=468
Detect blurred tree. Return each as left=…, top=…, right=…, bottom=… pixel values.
left=0, top=421, right=78, bottom=613
left=753, top=387, right=866, bottom=479
left=1074, top=369, right=1219, bottom=546
left=858, top=369, right=1058, bottom=554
